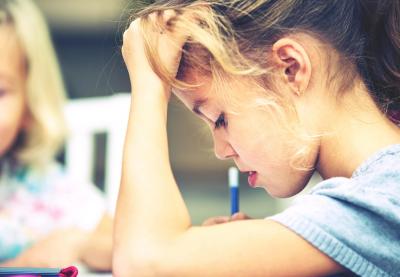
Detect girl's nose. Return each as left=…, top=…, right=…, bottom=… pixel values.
left=213, top=132, right=236, bottom=160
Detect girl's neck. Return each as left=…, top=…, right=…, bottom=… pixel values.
left=316, top=84, right=400, bottom=179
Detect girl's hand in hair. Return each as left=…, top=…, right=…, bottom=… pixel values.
left=202, top=212, right=252, bottom=226
left=122, top=10, right=187, bottom=100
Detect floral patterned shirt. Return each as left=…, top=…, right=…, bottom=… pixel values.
left=0, top=161, right=105, bottom=262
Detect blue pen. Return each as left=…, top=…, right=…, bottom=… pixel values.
left=229, top=167, right=239, bottom=215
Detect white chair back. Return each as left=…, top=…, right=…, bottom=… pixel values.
left=64, top=93, right=130, bottom=213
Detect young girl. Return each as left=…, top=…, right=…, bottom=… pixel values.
left=0, top=0, right=112, bottom=270
left=114, top=0, right=400, bottom=276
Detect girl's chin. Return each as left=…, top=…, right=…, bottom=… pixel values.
left=258, top=179, right=298, bottom=198
left=256, top=172, right=311, bottom=198
left=266, top=185, right=305, bottom=198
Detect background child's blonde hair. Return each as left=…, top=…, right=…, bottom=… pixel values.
left=0, top=0, right=67, bottom=169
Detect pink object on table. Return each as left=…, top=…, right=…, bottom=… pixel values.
left=59, top=266, right=79, bottom=277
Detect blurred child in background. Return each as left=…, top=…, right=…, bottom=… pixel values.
left=0, top=0, right=112, bottom=270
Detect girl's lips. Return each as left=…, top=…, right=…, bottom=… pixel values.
left=247, top=171, right=258, bottom=187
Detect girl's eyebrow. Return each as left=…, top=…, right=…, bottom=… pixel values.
left=192, top=99, right=208, bottom=115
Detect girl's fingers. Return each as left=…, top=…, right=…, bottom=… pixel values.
left=162, top=9, right=178, bottom=27
left=231, top=212, right=252, bottom=221
left=202, top=213, right=252, bottom=226
left=202, top=216, right=230, bottom=226
left=146, top=9, right=180, bottom=35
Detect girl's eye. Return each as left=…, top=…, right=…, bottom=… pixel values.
left=214, top=113, right=227, bottom=129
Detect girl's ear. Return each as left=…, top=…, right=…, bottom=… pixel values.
left=271, top=38, right=312, bottom=96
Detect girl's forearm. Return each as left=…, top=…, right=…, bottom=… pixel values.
left=115, top=88, right=191, bottom=254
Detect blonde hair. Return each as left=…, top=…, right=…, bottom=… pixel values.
left=0, top=0, right=67, bottom=169
left=137, top=0, right=400, bottom=106
left=134, top=0, right=400, bottom=170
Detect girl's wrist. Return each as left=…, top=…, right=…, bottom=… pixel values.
left=132, top=83, right=171, bottom=107
left=131, top=75, right=170, bottom=96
